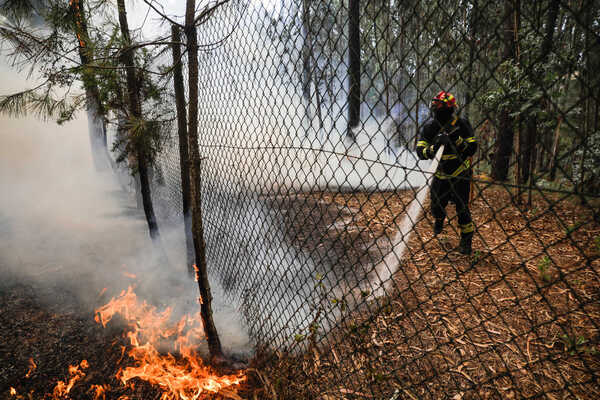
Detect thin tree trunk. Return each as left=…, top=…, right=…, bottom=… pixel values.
left=540, top=0, right=560, bottom=62
left=171, top=25, right=195, bottom=278
left=492, top=0, right=519, bottom=181
left=396, top=9, right=406, bottom=102
left=347, top=0, right=360, bottom=138
left=549, top=116, right=562, bottom=181
left=116, top=0, right=161, bottom=241
left=301, top=0, right=312, bottom=122
left=394, top=7, right=407, bottom=149
left=536, top=0, right=560, bottom=175
left=414, top=46, right=421, bottom=150
left=413, top=3, right=422, bottom=150
left=314, top=70, right=324, bottom=129
left=70, top=0, right=109, bottom=171
left=515, top=122, right=521, bottom=201
left=383, top=0, right=390, bottom=111
left=185, top=0, right=225, bottom=363
left=581, top=0, right=600, bottom=194
left=524, top=118, right=537, bottom=206
left=465, top=0, right=478, bottom=120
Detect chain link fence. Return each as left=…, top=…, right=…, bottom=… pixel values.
left=141, top=1, right=600, bottom=398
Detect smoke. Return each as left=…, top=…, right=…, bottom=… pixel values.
left=130, top=2, right=440, bottom=350
left=0, top=61, right=251, bottom=357
left=191, top=2, right=432, bottom=194
left=0, top=0, right=439, bottom=358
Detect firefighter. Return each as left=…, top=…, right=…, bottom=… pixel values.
left=416, top=91, right=477, bottom=254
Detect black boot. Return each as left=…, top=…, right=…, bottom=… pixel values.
left=458, top=232, right=473, bottom=255
left=434, top=218, right=444, bottom=235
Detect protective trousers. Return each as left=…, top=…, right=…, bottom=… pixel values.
left=430, top=173, right=474, bottom=236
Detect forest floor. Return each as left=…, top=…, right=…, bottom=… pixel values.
left=0, top=276, right=255, bottom=400
left=1, top=183, right=599, bottom=399
left=258, top=183, right=600, bottom=399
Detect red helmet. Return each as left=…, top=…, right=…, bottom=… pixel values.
left=430, top=91, right=458, bottom=112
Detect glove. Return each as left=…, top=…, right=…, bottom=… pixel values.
left=433, top=134, right=451, bottom=153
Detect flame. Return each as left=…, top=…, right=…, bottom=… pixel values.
left=193, top=264, right=199, bottom=282
left=10, top=387, right=16, bottom=396
left=25, top=358, right=37, bottom=378
left=95, top=286, right=138, bottom=327
left=89, top=384, right=109, bottom=400
left=122, top=272, right=137, bottom=279
left=52, top=360, right=89, bottom=398
left=94, top=286, right=245, bottom=399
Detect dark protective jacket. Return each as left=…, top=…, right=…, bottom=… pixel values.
left=416, top=117, right=478, bottom=179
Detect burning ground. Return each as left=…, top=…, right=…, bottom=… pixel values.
left=0, top=122, right=250, bottom=399
left=0, top=275, right=248, bottom=400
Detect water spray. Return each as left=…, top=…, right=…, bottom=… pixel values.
left=368, top=145, right=444, bottom=298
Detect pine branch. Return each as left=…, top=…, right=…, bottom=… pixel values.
left=0, top=22, right=82, bottom=71
left=0, top=0, right=40, bottom=21
left=0, top=82, right=84, bottom=122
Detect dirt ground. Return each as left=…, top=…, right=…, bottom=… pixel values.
left=256, top=183, right=600, bottom=399
left=1, top=182, right=599, bottom=399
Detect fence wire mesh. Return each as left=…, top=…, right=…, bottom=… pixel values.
left=144, top=0, right=600, bottom=398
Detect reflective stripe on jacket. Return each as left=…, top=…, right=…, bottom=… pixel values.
left=416, top=117, right=477, bottom=178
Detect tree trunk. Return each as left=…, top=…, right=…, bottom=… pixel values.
left=185, top=0, right=225, bottom=363
left=347, top=0, right=360, bottom=138
left=519, top=114, right=536, bottom=190
left=492, top=0, right=519, bottom=181
left=383, top=0, right=390, bottom=112
left=465, top=0, right=478, bottom=120
left=581, top=0, right=600, bottom=192
left=171, top=25, right=195, bottom=278
left=395, top=9, right=406, bottom=104
left=314, top=69, right=324, bottom=129
left=540, top=0, right=560, bottom=62
left=69, top=0, right=109, bottom=171
left=116, top=0, right=161, bottom=241
left=413, top=2, right=423, bottom=150
left=536, top=0, right=560, bottom=175
left=301, top=0, right=312, bottom=121
left=522, top=118, right=537, bottom=206
left=394, top=7, right=407, bottom=148
left=549, top=116, right=562, bottom=181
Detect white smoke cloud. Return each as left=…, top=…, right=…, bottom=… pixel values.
left=0, top=0, right=437, bottom=356
left=0, top=58, right=251, bottom=356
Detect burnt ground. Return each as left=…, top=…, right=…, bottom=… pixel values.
left=1, top=183, right=599, bottom=399
left=0, top=275, right=254, bottom=400
left=0, top=277, right=133, bottom=399
left=255, top=184, right=600, bottom=399
left=0, top=182, right=253, bottom=400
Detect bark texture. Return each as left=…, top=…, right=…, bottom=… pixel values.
left=70, top=0, right=109, bottom=170
left=347, top=0, right=361, bottom=138
left=171, top=25, right=195, bottom=277
left=185, top=0, right=224, bottom=361
left=116, top=0, right=161, bottom=241
left=492, top=0, right=519, bottom=181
